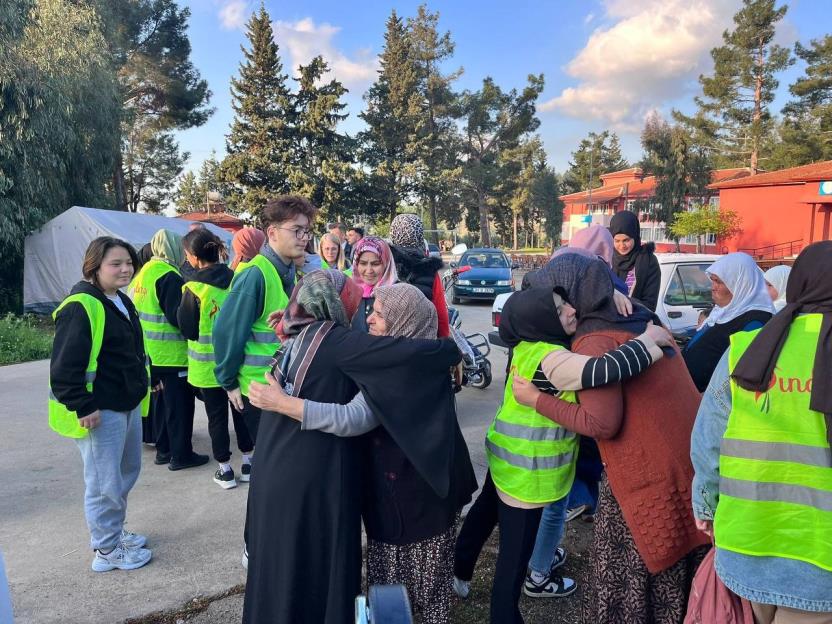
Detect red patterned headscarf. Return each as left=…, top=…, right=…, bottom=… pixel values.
left=351, top=236, right=398, bottom=297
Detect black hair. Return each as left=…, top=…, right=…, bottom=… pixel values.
left=182, top=228, right=225, bottom=263
left=348, top=226, right=364, bottom=236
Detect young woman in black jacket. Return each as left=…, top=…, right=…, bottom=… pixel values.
left=50, top=237, right=152, bottom=572
left=609, top=210, right=661, bottom=312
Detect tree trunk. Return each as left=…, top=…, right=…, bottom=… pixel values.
left=751, top=41, right=764, bottom=174
left=477, top=187, right=490, bottom=247
left=113, top=153, right=127, bottom=212
left=512, top=212, right=518, bottom=250
left=428, top=194, right=439, bottom=244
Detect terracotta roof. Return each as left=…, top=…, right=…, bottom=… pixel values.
left=710, top=161, right=832, bottom=189
left=180, top=211, right=243, bottom=225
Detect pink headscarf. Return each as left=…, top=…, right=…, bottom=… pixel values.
left=553, top=224, right=614, bottom=267
left=351, top=236, right=398, bottom=297
left=231, top=227, right=266, bottom=270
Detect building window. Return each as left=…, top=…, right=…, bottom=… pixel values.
left=640, top=227, right=653, bottom=242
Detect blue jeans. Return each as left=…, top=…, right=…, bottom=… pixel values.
left=566, top=477, right=596, bottom=513
left=76, top=406, right=142, bottom=551
left=527, top=495, right=568, bottom=575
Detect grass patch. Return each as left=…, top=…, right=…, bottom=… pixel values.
left=0, top=313, right=54, bottom=365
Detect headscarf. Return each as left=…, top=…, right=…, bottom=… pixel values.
left=231, top=227, right=266, bottom=270
left=150, top=229, right=184, bottom=267
left=704, top=253, right=775, bottom=327
left=609, top=210, right=643, bottom=276
left=732, top=241, right=832, bottom=439
left=499, top=288, right=570, bottom=349
left=278, top=269, right=362, bottom=339
left=764, top=265, right=791, bottom=312
left=531, top=253, right=656, bottom=337
left=351, top=236, right=398, bottom=297
left=390, top=213, right=425, bottom=252
left=561, top=224, right=614, bottom=266
left=374, top=283, right=438, bottom=339
left=137, top=242, right=153, bottom=271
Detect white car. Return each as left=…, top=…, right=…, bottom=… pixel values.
left=489, top=253, right=721, bottom=349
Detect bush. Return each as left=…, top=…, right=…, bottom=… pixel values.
left=0, top=314, right=54, bottom=365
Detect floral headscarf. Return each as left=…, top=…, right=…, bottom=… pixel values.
left=278, top=269, right=362, bottom=339
left=351, top=236, right=398, bottom=297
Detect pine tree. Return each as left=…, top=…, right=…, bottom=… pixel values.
left=124, top=127, right=188, bottom=213
left=175, top=171, right=201, bottom=214
left=221, top=4, right=294, bottom=219
left=674, top=0, right=792, bottom=173
left=561, top=131, right=630, bottom=194
left=359, top=10, right=421, bottom=221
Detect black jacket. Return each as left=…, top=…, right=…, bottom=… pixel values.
left=390, top=245, right=443, bottom=300
left=613, top=242, right=661, bottom=312
left=50, top=281, right=148, bottom=418
left=177, top=264, right=234, bottom=341
left=152, top=268, right=186, bottom=377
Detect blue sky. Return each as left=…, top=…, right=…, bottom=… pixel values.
left=176, top=0, right=829, bottom=177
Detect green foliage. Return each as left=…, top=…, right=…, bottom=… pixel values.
left=0, top=313, right=53, bottom=364
left=221, top=5, right=294, bottom=219
left=561, top=131, right=629, bottom=194
left=675, top=0, right=792, bottom=172
left=670, top=206, right=742, bottom=252
left=175, top=171, right=201, bottom=214
left=124, top=126, right=188, bottom=213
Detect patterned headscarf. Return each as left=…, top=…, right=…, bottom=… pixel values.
left=374, top=283, right=438, bottom=339
left=390, top=213, right=425, bottom=252
left=150, top=229, right=184, bottom=267
left=231, top=227, right=266, bottom=270
left=278, top=269, right=362, bottom=339
left=351, top=236, right=398, bottom=297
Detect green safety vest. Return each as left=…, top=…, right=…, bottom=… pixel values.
left=48, top=294, right=150, bottom=439
left=128, top=259, right=187, bottom=367
left=231, top=254, right=288, bottom=395
left=182, top=280, right=229, bottom=388
left=715, top=314, right=832, bottom=572
left=320, top=260, right=352, bottom=277
left=486, top=341, right=579, bottom=504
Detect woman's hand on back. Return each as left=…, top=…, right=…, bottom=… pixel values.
left=613, top=289, right=633, bottom=317
left=644, top=321, right=673, bottom=349
left=512, top=375, right=543, bottom=409
left=267, top=309, right=284, bottom=329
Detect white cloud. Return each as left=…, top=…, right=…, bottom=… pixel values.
left=272, top=18, right=378, bottom=90
left=584, top=13, right=596, bottom=25
left=541, top=0, right=742, bottom=128
left=218, top=0, right=247, bottom=31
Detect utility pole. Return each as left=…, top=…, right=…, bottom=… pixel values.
left=587, top=146, right=594, bottom=220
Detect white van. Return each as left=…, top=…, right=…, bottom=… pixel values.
left=489, top=253, right=721, bottom=349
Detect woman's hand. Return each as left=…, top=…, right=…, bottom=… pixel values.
left=512, top=375, right=542, bottom=409
left=267, top=309, right=284, bottom=329
left=151, top=380, right=164, bottom=393
left=248, top=371, right=292, bottom=414
left=695, top=518, right=713, bottom=538
left=78, top=410, right=101, bottom=430
left=613, top=289, right=633, bottom=317
left=644, top=321, right=674, bottom=349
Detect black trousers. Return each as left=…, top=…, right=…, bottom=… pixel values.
left=240, top=394, right=261, bottom=445
left=454, top=471, right=543, bottom=624
left=153, top=371, right=196, bottom=463
left=201, top=387, right=254, bottom=462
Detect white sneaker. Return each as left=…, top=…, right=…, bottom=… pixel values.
left=120, top=529, right=147, bottom=549
left=453, top=576, right=470, bottom=599
left=91, top=543, right=151, bottom=572
left=241, top=547, right=249, bottom=570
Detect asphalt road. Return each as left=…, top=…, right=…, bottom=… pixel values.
left=0, top=298, right=506, bottom=624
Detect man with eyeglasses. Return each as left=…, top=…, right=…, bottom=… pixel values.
left=213, top=196, right=317, bottom=449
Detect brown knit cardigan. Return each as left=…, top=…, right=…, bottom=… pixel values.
left=535, top=330, right=709, bottom=573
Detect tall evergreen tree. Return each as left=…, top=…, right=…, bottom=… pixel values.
left=675, top=0, right=792, bottom=173
left=561, top=131, right=629, bottom=194
left=175, top=171, right=201, bottom=214
left=359, top=10, right=421, bottom=221
left=221, top=4, right=294, bottom=218
left=459, top=75, right=544, bottom=246
left=124, top=126, right=188, bottom=213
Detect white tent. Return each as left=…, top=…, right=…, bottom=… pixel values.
left=24, top=206, right=234, bottom=314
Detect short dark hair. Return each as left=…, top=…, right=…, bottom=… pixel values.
left=182, top=228, right=225, bottom=263
left=261, top=195, right=317, bottom=228
left=329, top=221, right=347, bottom=232
left=348, top=226, right=364, bottom=237
left=82, top=237, right=139, bottom=288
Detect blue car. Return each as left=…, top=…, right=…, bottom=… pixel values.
left=451, top=248, right=515, bottom=304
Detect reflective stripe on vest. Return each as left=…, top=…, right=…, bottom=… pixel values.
left=486, top=341, right=579, bottom=504
left=128, top=259, right=187, bottom=367
left=182, top=280, right=230, bottom=388
left=232, top=255, right=288, bottom=395
left=715, top=314, right=832, bottom=572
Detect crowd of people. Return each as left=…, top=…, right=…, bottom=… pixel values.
left=48, top=199, right=831, bottom=624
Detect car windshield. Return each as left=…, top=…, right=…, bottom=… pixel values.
left=460, top=252, right=509, bottom=268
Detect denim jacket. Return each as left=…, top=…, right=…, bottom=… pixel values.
left=691, top=350, right=832, bottom=612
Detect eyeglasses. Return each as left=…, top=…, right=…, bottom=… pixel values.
left=275, top=227, right=313, bottom=240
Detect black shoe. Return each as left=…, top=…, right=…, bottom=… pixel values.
left=523, top=572, right=577, bottom=598
left=168, top=453, right=210, bottom=471
left=239, top=462, right=251, bottom=483
left=154, top=452, right=171, bottom=465
left=213, top=467, right=237, bottom=490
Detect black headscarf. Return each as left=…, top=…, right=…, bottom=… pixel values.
left=609, top=210, right=642, bottom=276
left=531, top=252, right=657, bottom=337
left=499, top=287, right=570, bottom=349
left=732, top=241, right=832, bottom=441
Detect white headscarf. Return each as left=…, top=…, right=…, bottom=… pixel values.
left=705, top=253, right=775, bottom=327
left=764, top=265, right=791, bottom=312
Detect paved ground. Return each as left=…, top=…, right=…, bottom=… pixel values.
left=0, top=300, right=507, bottom=624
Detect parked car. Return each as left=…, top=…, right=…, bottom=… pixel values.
left=450, top=248, right=515, bottom=304
left=488, top=253, right=720, bottom=349
left=427, top=243, right=442, bottom=260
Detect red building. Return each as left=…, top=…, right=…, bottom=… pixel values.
left=560, top=167, right=750, bottom=253
left=709, top=160, right=832, bottom=260
left=180, top=210, right=244, bottom=233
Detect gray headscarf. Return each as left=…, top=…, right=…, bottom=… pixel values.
left=374, top=283, right=438, bottom=339
left=150, top=229, right=184, bottom=267
left=390, top=213, right=425, bottom=252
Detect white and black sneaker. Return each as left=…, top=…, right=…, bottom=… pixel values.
left=91, top=543, right=151, bottom=572
left=523, top=571, right=577, bottom=598
left=239, top=462, right=251, bottom=483
left=213, top=467, right=237, bottom=489
left=550, top=546, right=567, bottom=571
